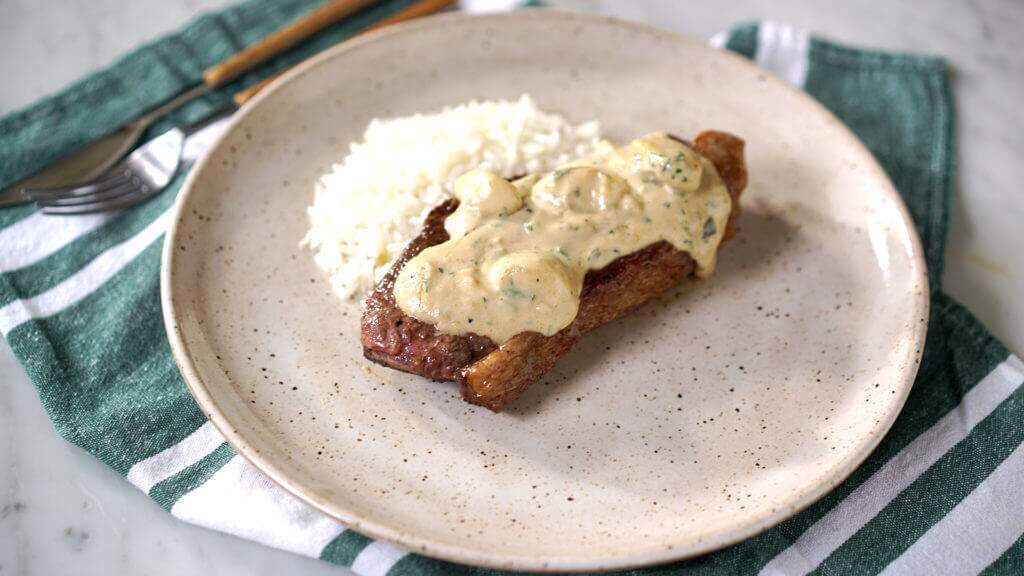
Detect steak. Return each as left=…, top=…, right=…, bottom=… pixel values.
left=361, top=131, right=747, bottom=411
left=361, top=199, right=497, bottom=381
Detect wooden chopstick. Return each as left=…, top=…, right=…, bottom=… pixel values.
left=232, top=0, right=455, bottom=106
left=205, top=0, right=382, bottom=87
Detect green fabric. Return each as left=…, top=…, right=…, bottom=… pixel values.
left=320, top=531, right=375, bottom=565
left=1, top=8, right=1021, bottom=576
left=803, top=40, right=954, bottom=289
left=984, top=535, right=1024, bottom=576
left=0, top=0, right=420, bottom=193
left=150, top=442, right=236, bottom=511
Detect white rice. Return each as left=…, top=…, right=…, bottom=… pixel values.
left=302, top=94, right=605, bottom=299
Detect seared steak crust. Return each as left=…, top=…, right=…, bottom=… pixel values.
left=361, top=131, right=747, bottom=411
left=360, top=199, right=497, bottom=381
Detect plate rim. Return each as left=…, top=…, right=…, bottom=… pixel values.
left=161, top=8, right=929, bottom=572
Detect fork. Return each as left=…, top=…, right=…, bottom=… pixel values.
left=18, top=0, right=454, bottom=215
left=25, top=121, right=194, bottom=215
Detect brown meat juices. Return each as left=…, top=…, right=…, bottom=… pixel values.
left=361, top=130, right=747, bottom=411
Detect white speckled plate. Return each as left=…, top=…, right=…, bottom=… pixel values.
left=161, top=10, right=928, bottom=572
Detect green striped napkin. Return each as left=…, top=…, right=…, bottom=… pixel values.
left=1, top=2, right=1021, bottom=573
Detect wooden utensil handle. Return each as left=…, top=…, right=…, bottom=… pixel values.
left=231, top=0, right=454, bottom=106
left=204, top=0, right=380, bottom=87
left=233, top=76, right=280, bottom=107
left=359, top=0, right=454, bottom=35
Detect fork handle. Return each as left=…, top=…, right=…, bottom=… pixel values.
left=203, top=0, right=381, bottom=87
left=230, top=0, right=454, bottom=106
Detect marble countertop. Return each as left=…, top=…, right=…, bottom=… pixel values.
left=1, top=0, right=1021, bottom=574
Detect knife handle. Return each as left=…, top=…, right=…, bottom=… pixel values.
left=230, top=0, right=454, bottom=106
left=204, top=0, right=381, bottom=87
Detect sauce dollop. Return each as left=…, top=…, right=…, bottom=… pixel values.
left=392, top=133, right=732, bottom=343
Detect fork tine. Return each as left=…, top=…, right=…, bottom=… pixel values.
left=40, top=185, right=160, bottom=215
left=34, top=125, right=186, bottom=215
left=35, top=178, right=141, bottom=207
left=25, top=169, right=131, bottom=201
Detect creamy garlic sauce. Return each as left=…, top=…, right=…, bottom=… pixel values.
left=392, top=132, right=732, bottom=343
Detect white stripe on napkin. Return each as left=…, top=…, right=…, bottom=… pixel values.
left=351, top=540, right=411, bottom=576
left=127, top=421, right=225, bottom=493
left=880, top=442, right=1024, bottom=576
left=0, top=207, right=172, bottom=336
left=759, top=355, right=1024, bottom=576
left=708, top=31, right=729, bottom=49
left=755, top=20, right=810, bottom=87
left=0, top=211, right=113, bottom=273
left=171, top=456, right=346, bottom=557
